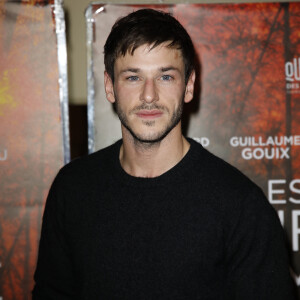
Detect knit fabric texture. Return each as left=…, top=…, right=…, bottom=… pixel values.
left=33, top=138, right=295, bottom=299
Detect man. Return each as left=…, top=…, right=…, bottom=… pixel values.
left=33, top=8, right=295, bottom=299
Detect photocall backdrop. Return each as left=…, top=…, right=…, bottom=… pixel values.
left=87, top=2, right=300, bottom=296
left=0, top=0, right=69, bottom=299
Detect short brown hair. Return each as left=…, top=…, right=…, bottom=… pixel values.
left=104, top=8, right=196, bottom=83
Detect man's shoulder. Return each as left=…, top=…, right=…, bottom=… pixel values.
left=55, top=140, right=121, bottom=186
left=188, top=138, right=273, bottom=218
left=189, top=138, right=255, bottom=190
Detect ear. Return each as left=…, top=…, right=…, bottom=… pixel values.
left=184, top=70, right=195, bottom=104
left=104, top=71, right=115, bottom=103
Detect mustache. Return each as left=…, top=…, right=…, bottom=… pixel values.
left=131, top=103, right=168, bottom=113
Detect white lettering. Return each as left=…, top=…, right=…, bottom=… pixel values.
left=241, top=148, right=252, bottom=160
left=294, top=58, right=300, bottom=81
left=294, top=274, right=300, bottom=286
left=285, top=61, right=294, bottom=81
left=230, top=136, right=299, bottom=147
left=253, top=148, right=264, bottom=159
left=286, top=83, right=300, bottom=89
left=241, top=147, right=289, bottom=160
left=265, top=148, right=275, bottom=159
left=230, top=137, right=238, bottom=147
left=192, top=137, right=209, bottom=147
left=290, top=179, right=300, bottom=204
left=251, top=137, right=259, bottom=147
left=274, top=136, right=283, bottom=146
left=284, top=136, right=293, bottom=145
left=266, top=136, right=275, bottom=146
left=241, top=137, right=249, bottom=147
left=292, top=210, right=300, bottom=251
left=258, top=136, right=266, bottom=146
left=200, top=137, right=209, bottom=147
left=0, top=149, right=7, bottom=161
left=268, top=179, right=286, bottom=204
left=280, top=147, right=290, bottom=159
left=285, top=57, right=300, bottom=84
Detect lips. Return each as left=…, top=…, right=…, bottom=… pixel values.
left=136, top=110, right=163, bottom=119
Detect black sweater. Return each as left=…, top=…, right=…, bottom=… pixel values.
left=33, top=138, right=295, bottom=299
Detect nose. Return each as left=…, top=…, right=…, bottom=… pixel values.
left=140, top=78, right=158, bottom=103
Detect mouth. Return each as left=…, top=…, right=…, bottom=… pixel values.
left=136, top=110, right=163, bottom=119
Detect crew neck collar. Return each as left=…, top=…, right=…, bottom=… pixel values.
left=111, top=138, right=202, bottom=187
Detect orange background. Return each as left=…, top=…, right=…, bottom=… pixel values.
left=0, top=1, right=64, bottom=298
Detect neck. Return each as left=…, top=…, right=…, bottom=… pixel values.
left=119, top=126, right=190, bottom=178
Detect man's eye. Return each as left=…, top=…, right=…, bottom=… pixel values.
left=161, top=75, right=172, bottom=81
left=127, top=76, right=139, bottom=81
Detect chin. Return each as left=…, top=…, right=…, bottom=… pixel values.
left=122, top=115, right=182, bottom=144
left=130, top=128, right=171, bottom=144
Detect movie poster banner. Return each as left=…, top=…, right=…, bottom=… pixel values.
left=87, top=2, right=300, bottom=296
left=0, top=1, right=68, bottom=299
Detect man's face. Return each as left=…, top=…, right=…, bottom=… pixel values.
left=104, top=43, right=195, bottom=144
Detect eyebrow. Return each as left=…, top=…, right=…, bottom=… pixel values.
left=120, top=66, right=180, bottom=74
left=120, top=68, right=140, bottom=74
left=160, top=67, right=180, bottom=73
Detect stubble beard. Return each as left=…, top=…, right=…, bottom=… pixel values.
left=114, top=96, right=185, bottom=145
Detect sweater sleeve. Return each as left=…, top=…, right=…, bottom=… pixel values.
left=223, top=187, right=296, bottom=300
left=32, top=171, right=77, bottom=299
